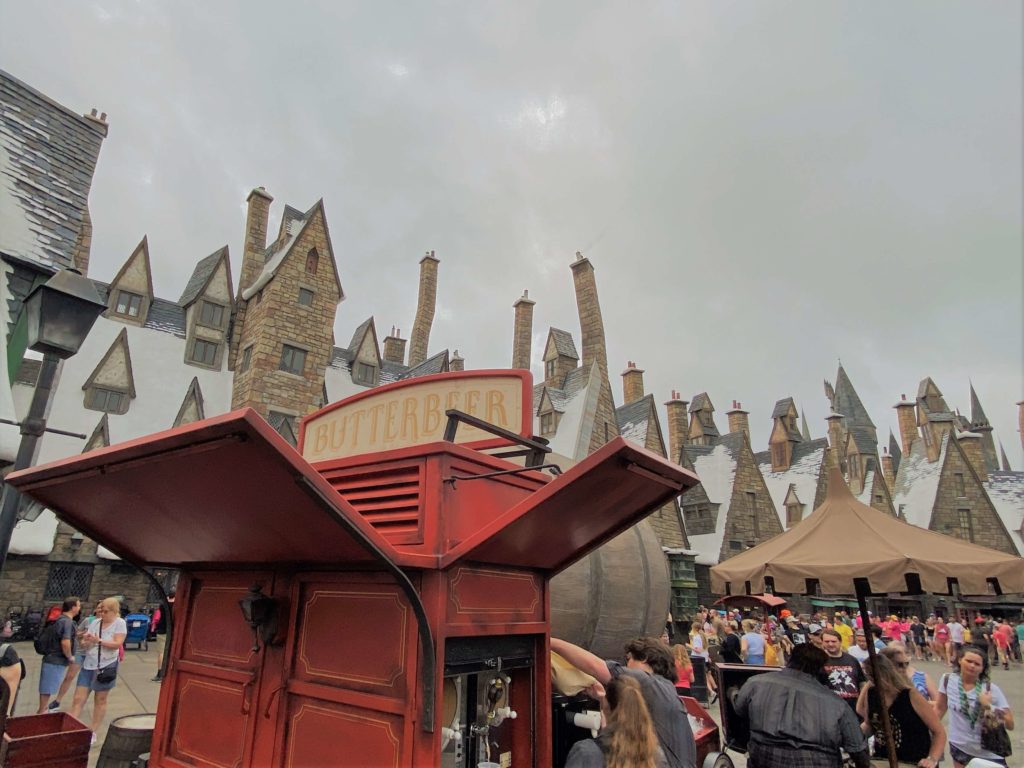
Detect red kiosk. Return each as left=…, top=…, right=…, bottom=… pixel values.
left=8, top=371, right=697, bottom=767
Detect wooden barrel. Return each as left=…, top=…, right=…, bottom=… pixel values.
left=97, top=714, right=155, bottom=768
left=550, top=520, right=669, bottom=660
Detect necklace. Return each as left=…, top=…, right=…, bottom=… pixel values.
left=956, top=675, right=982, bottom=729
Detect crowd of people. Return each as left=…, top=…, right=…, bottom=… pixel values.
left=552, top=606, right=1018, bottom=768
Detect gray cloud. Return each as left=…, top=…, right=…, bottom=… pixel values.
left=2, top=0, right=1020, bottom=463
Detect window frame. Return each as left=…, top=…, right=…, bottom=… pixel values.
left=305, top=248, right=319, bottom=275
left=956, top=508, right=973, bottom=542
left=189, top=338, right=220, bottom=368
left=540, top=411, right=556, bottom=436
left=353, top=361, right=378, bottom=387
left=85, top=386, right=129, bottom=415
left=954, top=472, right=966, bottom=498
left=114, top=290, right=144, bottom=318
left=239, top=345, right=253, bottom=373
left=43, top=562, right=94, bottom=602
left=279, top=344, right=308, bottom=376
left=297, top=287, right=315, bottom=307
left=198, top=299, right=226, bottom=329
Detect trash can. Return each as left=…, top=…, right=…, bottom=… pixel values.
left=689, top=655, right=709, bottom=704
left=97, top=713, right=156, bottom=768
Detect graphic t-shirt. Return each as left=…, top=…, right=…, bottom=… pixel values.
left=823, top=652, right=866, bottom=712
left=786, top=624, right=809, bottom=647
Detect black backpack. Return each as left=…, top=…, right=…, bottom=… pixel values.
left=33, top=621, right=61, bottom=656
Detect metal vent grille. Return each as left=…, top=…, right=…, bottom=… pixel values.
left=44, top=563, right=94, bottom=602
left=322, top=464, right=423, bottom=544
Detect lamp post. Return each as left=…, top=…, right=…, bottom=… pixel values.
left=0, top=268, right=106, bottom=578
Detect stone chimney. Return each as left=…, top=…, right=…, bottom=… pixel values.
left=621, top=361, right=645, bottom=404
left=958, top=432, right=988, bottom=482
left=450, top=350, right=465, bottom=372
left=407, top=251, right=439, bottom=367
left=239, top=187, right=273, bottom=296
left=83, top=108, right=109, bottom=137
left=665, top=391, right=689, bottom=463
left=72, top=206, right=93, bottom=275
left=881, top=448, right=895, bottom=490
left=895, top=395, right=918, bottom=457
left=826, top=411, right=845, bottom=459
left=570, top=252, right=608, bottom=380
left=727, top=401, right=750, bottom=443
left=382, top=327, right=406, bottom=365
left=512, top=290, right=535, bottom=370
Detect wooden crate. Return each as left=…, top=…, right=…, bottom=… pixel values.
left=0, top=713, right=91, bottom=768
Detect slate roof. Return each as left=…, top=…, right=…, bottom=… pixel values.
left=847, top=426, right=878, bottom=454
left=401, top=350, right=449, bottom=378
left=347, top=317, right=375, bottom=356
left=548, top=328, right=578, bottom=360
left=13, top=357, right=39, bottom=385
left=772, top=397, right=795, bottom=418
left=969, top=384, right=990, bottom=428
left=888, top=431, right=902, bottom=476
left=94, top=283, right=186, bottom=337
left=891, top=433, right=948, bottom=529
left=0, top=69, right=105, bottom=270
left=690, top=392, right=713, bottom=413
left=832, top=365, right=875, bottom=430
left=616, top=395, right=654, bottom=446
left=178, top=247, right=228, bottom=306
left=532, top=366, right=589, bottom=413
left=800, top=409, right=812, bottom=441
left=683, top=431, right=747, bottom=565
left=984, top=471, right=1024, bottom=556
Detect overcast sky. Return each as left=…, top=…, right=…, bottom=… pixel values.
left=2, top=1, right=1021, bottom=465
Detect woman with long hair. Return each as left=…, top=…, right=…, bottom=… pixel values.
left=856, top=651, right=945, bottom=768
left=687, top=623, right=717, bottom=702
left=881, top=642, right=938, bottom=703
left=69, top=597, right=126, bottom=744
left=565, top=675, right=667, bottom=768
left=671, top=644, right=693, bottom=695
left=936, top=644, right=1015, bottom=768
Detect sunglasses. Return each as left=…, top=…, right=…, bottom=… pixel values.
left=895, top=661, right=909, bottom=668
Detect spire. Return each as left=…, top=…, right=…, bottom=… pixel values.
left=800, top=409, right=812, bottom=441
left=1000, top=442, right=1011, bottom=471
left=888, top=430, right=902, bottom=475
left=969, top=382, right=990, bottom=428
left=834, top=365, right=876, bottom=431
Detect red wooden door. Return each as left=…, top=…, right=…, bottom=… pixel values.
left=266, top=572, right=419, bottom=768
left=154, top=571, right=275, bottom=768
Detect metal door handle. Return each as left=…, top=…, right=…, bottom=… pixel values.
left=241, top=680, right=253, bottom=715
left=264, top=684, right=285, bottom=718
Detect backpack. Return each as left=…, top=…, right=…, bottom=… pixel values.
left=33, top=621, right=62, bottom=656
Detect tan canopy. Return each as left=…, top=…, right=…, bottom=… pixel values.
left=712, top=468, right=1024, bottom=596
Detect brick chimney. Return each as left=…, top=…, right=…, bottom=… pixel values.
left=239, top=187, right=273, bottom=296
left=407, top=250, right=439, bottom=367
left=826, top=411, right=845, bottom=459
left=450, top=350, right=464, bottom=372
left=621, top=361, right=645, bottom=404
left=958, top=432, right=988, bottom=482
left=727, top=401, right=750, bottom=443
left=570, top=252, right=608, bottom=380
left=382, top=327, right=406, bottom=365
left=895, top=394, right=918, bottom=457
left=880, top=447, right=895, bottom=490
left=665, top=391, right=689, bottom=463
left=512, top=290, right=535, bottom=370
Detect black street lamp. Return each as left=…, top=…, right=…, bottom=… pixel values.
left=0, top=268, right=106, bottom=577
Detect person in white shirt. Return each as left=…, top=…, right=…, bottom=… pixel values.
left=947, top=618, right=966, bottom=666
left=69, top=597, right=127, bottom=744
left=849, top=629, right=870, bottom=664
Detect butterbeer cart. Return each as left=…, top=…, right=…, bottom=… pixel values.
left=9, top=371, right=697, bottom=768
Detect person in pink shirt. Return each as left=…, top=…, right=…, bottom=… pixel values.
left=933, top=619, right=950, bottom=665
left=884, top=615, right=902, bottom=642
left=992, top=619, right=1013, bottom=670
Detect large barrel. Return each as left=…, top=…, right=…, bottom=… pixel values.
left=550, top=520, right=669, bottom=660
left=97, top=714, right=155, bottom=768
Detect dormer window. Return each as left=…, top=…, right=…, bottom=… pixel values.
left=198, top=300, right=226, bottom=328
left=545, top=359, right=555, bottom=380
left=540, top=411, right=557, bottom=436
left=306, top=249, right=319, bottom=275
left=298, top=288, right=315, bottom=306
left=86, top=386, right=128, bottom=415
left=353, top=361, right=378, bottom=387
left=786, top=502, right=803, bottom=526
left=771, top=443, right=787, bottom=470
left=189, top=339, right=219, bottom=367
left=114, top=291, right=143, bottom=318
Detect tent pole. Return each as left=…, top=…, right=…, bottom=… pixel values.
left=855, top=578, right=897, bottom=768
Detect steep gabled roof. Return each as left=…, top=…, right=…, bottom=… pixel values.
left=847, top=426, right=878, bottom=454
left=984, top=471, right=1024, bottom=556
left=832, top=365, right=875, bottom=430
left=616, top=395, right=654, bottom=446
left=772, top=397, right=796, bottom=418
left=755, top=437, right=828, bottom=530
left=179, top=246, right=231, bottom=307
left=891, top=432, right=949, bottom=529
left=969, top=383, right=990, bottom=428
left=0, top=69, right=106, bottom=270
left=690, top=392, right=714, bottom=413
left=800, top=409, right=812, bottom=441
left=683, top=431, right=746, bottom=565
left=888, top=431, right=902, bottom=476
left=94, top=283, right=186, bottom=337
left=400, top=349, right=449, bottom=379
left=546, top=328, right=579, bottom=360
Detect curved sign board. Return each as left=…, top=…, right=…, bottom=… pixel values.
left=299, top=370, right=532, bottom=463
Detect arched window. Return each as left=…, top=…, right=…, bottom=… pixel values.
left=306, top=248, right=319, bottom=275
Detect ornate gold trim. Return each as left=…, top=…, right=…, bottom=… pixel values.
left=171, top=678, right=248, bottom=768
left=285, top=703, right=399, bottom=768
left=449, top=567, right=540, bottom=614
left=185, top=586, right=256, bottom=665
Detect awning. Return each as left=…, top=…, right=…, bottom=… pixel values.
left=442, top=437, right=698, bottom=574
left=810, top=598, right=859, bottom=609
left=6, top=409, right=405, bottom=568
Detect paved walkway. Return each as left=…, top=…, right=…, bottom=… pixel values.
left=5, top=642, right=1023, bottom=767
left=8, top=638, right=163, bottom=767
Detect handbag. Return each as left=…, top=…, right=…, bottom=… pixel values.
left=980, top=706, right=1012, bottom=757
left=94, top=625, right=118, bottom=684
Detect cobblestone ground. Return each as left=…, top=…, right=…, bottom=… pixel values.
left=5, top=642, right=1023, bottom=767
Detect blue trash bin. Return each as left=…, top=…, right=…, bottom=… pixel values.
left=124, top=614, right=150, bottom=651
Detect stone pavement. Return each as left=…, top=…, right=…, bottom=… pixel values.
left=4, top=642, right=1022, bottom=767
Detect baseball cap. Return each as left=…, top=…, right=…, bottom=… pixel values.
left=809, top=623, right=823, bottom=634
left=780, top=609, right=792, bottom=618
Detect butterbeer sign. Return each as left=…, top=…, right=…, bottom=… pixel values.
left=299, top=370, right=532, bottom=462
